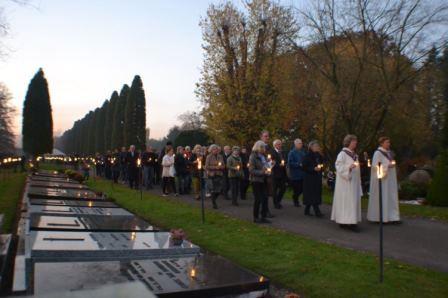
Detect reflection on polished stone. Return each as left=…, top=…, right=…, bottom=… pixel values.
left=33, top=171, right=67, bottom=178
left=30, top=231, right=199, bottom=261
left=30, top=176, right=79, bottom=184
left=29, top=205, right=133, bottom=217
left=28, top=187, right=101, bottom=201
left=29, top=198, right=119, bottom=208
left=33, top=253, right=268, bottom=297
left=30, top=181, right=89, bottom=190
left=30, top=214, right=156, bottom=232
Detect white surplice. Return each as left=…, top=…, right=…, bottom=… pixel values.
left=331, top=148, right=363, bottom=224
left=367, top=147, right=400, bottom=222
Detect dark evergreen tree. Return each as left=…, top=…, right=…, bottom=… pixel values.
left=125, top=75, right=146, bottom=149
left=95, top=100, right=108, bottom=153
left=112, top=84, right=129, bottom=150
left=22, top=68, right=53, bottom=156
left=104, top=91, right=118, bottom=150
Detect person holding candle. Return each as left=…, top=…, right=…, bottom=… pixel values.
left=126, top=145, right=139, bottom=189
left=222, top=145, right=232, bottom=200
left=271, top=139, right=287, bottom=209
left=191, top=144, right=203, bottom=200
left=249, top=140, right=271, bottom=223
left=302, top=141, right=324, bottom=217
left=367, top=137, right=401, bottom=223
left=175, top=146, right=188, bottom=195
left=226, top=146, right=243, bottom=206
left=161, top=147, right=177, bottom=196
left=205, top=144, right=225, bottom=209
left=287, top=139, right=306, bottom=207
left=331, top=135, right=363, bottom=231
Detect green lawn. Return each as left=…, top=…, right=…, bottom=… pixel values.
left=0, top=172, right=26, bottom=233
left=88, top=178, right=448, bottom=298
left=284, top=188, right=448, bottom=222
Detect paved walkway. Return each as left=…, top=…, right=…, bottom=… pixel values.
left=145, top=187, right=448, bottom=273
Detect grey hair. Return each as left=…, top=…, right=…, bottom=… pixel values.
left=308, top=140, right=319, bottom=150
left=343, top=134, right=357, bottom=148
left=208, top=144, right=219, bottom=153
left=252, top=140, right=266, bottom=152
left=273, top=139, right=282, bottom=147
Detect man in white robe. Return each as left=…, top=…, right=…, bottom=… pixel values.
left=331, top=135, right=363, bottom=231
left=367, top=137, right=400, bottom=223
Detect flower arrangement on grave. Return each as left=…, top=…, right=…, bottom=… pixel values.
left=170, top=228, right=186, bottom=246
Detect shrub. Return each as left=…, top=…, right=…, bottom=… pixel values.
left=399, top=180, right=428, bottom=201
left=427, top=151, right=448, bottom=206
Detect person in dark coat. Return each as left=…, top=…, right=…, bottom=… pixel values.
left=112, top=149, right=121, bottom=183
left=249, top=140, right=271, bottom=223
left=119, top=147, right=128, bottom=182
left=222, top=145, right=232, bottom=199
left=126, top=145, right=139, bottom=189
left=288, top=139, right=306, bottom=207
left=174, top=146, right=188, bottom=194
left=271, top=139, right=287, bottom=209
left=239, top=147, right=250, bottom=200
left=302, top=140, right=324, bottom=217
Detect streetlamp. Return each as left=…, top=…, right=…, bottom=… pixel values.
left=377, top=162, right=385, bottom=283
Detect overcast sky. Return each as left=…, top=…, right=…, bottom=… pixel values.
left=0, top=0, right=222, bottom=145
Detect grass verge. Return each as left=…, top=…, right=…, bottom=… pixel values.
left=88, top=178, right=448, bottom=298
left=0, top=172, right=26, bottom=233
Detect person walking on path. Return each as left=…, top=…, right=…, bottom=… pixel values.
left=331, top=135, right=363, bottom=232
left=249, top=140, right=271, bottom=224
left=227, top=146, right=243, bottom=206
left=367, top=137, right=401, bottom=223
left=205, top=144, right=224, bottom=209
left=287, top=139, right=306, bottom=207
left=302, top=140, right=324, bottom=217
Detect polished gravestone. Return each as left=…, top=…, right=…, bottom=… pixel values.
left=29, top=198, right=119, bottom=208
left=29, top=205, right=133, bottom=217
left=27, top=187, right=101, bottom=201
left=32, top=253, right=269, bottom=297
left=30, top=214, right=157, bottom=232
left=0, top=234, right=12, bottom=290
left=30, top=231, right=199, bottom=260
left=29, top=176, right=79, bottom=184
left=32, top=171, right=67, bottom=178
left=29, top=181, right=89, bottom=190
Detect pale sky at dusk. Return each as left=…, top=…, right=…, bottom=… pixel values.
left=0, top=0, right=222, bottom=145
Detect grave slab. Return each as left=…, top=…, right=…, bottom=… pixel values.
left=32, top=253, right=269, bottom=298
left=29, top=177, right=79, bottom=184
left=29, top=181, right=88, bottom=190
left=27, top=187, right=101, bottom=201
left=30, top=231, right=198, bottom=260
left=0, top=234, right=12, bottom=290
left=30, top=214, right=157, bottom=232
left=29, top=198, right=119, bottom=208
left=29, top=205, right=133, bottom=217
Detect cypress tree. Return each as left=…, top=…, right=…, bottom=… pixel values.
left=95, top=101, right=108, bottom=153
left=104, top=91, right=118, bottom=150
left=22, top=68, right=53, bottom=156
left=112, top=84, right=129, bottom=150
left=125, top=75, right=146, bottom=149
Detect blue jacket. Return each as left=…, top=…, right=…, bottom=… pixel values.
left=287, top=148, right=306, bottom=181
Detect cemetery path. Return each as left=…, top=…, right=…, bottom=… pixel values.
left=146, top=188, right=448, bottom=273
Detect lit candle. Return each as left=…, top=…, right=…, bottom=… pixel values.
left=391, top=160, right=396, bottom=166
left=367, top=159, right=371, bottom=167
left=131, top=232, right=136, bottom=241
left=354, top=161, right=359, bottom=167
left=218, top=162, right=222, bottom=167
left=137, top=158, right=141, bottom=167
left=317, top=164, right=324, bottom=170
left=247, top=163, right=250, bottom=167
left=190, top=268, right=196, bottom=278
left=267, top=154, right=271, bottom=160
left=197, top=159, right=202, bottom=170
left=236, top=165, right=240, bottom=171
left=377, top=164, right=384, bottom=179
left=281, top=160, right=285, bottom=166
left=88, top=201, right=93, bottom=207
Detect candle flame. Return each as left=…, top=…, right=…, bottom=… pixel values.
left=190, top=268, right=196, bottom=278
left=377, top=164, right=384, bottom=179
left=367, top=159, right=371, bottom=167
left=131, top=232, right=136, bottom=241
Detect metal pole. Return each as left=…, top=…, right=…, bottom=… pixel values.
left=378, top=162, right=384, bottom=283
left=200, top=168, right=205, bottom=224
left=140, top=166, right=143, bottom=200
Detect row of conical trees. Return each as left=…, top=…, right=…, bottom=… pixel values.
left=57, top=75, right=146, bottom=154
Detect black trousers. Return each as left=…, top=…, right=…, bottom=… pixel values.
left=290, top=179, right=303, bottom=205
left=252, top=181, right=268, bottom=219
left=128, top=168, right=138, bottom=189
left=272, top=177, right=287, bottom=206
left=229, top=177, right=241, bottom=204
left=240, top=179, right=250, bottom=200
left=162, top=177, right=176, bottom=194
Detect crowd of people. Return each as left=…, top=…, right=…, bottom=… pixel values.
left=87, top=130, right=400, bottom=231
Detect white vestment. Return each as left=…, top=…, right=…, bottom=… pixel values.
left=331, top=149, right=363, bottom=224
left=367, top=148, right=400, bottom=222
